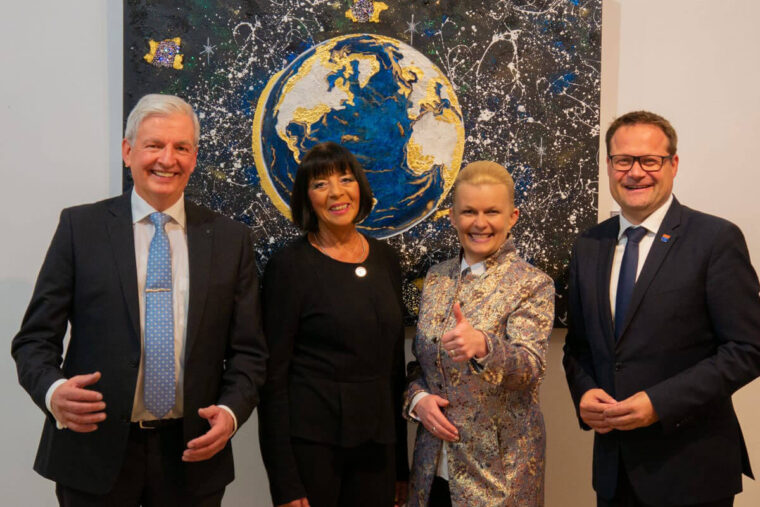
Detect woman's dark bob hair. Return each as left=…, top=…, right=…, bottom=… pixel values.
left=290, top=142, right=374, bottom=232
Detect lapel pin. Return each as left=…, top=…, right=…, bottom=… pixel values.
left=660, top=234, right=671, bottom=243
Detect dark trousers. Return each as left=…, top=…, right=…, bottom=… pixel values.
left=428, top=476, right=452, bottom=507
left=597, top=460, right=733, bottom=507
left=56, top=422, right=224, bottom=507
left=291, top=438, right=396, bottom=507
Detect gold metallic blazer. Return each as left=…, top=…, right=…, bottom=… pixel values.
left=404, top=239, right=555, bottom=507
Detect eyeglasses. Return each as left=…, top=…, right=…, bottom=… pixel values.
left=608, top=154, right=673, bottom=172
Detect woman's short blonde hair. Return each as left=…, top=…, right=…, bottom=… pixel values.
left=451, top=161, right=515, bottom=208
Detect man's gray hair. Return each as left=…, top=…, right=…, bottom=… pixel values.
left=124, top=94, right=200, bottom=146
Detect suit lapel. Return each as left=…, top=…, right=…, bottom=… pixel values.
left=617, top=199, right=682, bottom=343
left=596, top=219, right=619, bottom=350
left=106, top=193, right=140, bottom=339
left=185, top=200, right=213, bottom=360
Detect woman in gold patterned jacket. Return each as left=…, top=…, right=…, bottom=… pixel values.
left=404, top=161, right=555, bottom=507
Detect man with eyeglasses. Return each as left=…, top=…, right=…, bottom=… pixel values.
left=563, top=110, right=760, bottom=506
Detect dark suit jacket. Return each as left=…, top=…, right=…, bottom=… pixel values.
left=11, top=192, right=267, bottom=495
left=563, top=197, right=760, bottom=506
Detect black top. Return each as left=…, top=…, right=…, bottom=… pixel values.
left=258, top=235, right=409, bottom=504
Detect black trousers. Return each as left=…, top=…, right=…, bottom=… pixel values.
left=56, top=422, right=224, bottom=507
left=597, top=460, right=733, bottom=507
left=291, top=438, right=396, bottom=507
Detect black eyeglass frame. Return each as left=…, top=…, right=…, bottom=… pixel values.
left=607, top=154, right=674, bottom=172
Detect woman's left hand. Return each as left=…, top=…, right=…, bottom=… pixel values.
left=441, top=302, right=488, bottom=362
left=394, top=480, right=409, bottom=506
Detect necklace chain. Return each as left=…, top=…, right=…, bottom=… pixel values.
left=312, top=231, right=366, bottom=263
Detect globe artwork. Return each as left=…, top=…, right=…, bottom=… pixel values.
left=126, top=0, right=603, bottom=324
left=253, top=33, right=465, bottom=238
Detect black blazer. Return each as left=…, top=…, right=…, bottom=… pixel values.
left=563, top=198, right=760, bottom=505
left=11, top=192, right=268, bottom=495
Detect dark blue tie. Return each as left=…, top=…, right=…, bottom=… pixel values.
left=614, top=226, right=648, bottom=339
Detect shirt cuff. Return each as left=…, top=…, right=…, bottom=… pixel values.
left=408, top=391, right=430, bottom=421
left=217, top=405, right=238, bottom=436
left=45, top=379, right=68, bottom=430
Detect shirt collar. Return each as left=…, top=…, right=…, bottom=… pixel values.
left=131, top=188, right=186, bottom=229
left=457, top=236, right=516, bottom=276
left=460, top=257, right=486, bottom=276
left=618, top=194, right=673, bottom=240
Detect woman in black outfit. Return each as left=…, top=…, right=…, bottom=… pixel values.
left=258, top=142, right=409, bottom=507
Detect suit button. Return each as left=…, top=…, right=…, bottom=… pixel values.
left=614, top=362, right=622, bottom=372
left=128, top=357, right=138, bottom=368
left=121, top=415, right=130, bottom=423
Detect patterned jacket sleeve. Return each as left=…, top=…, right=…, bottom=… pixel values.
left=470, top=271, right=555, bottom=389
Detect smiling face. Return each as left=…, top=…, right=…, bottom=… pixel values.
left=450, top=182, right=519, bottom=265
left=608, top=123, right=679, bottom=224
left=122, top=113, right=198, bottom=211
left=307, top=170, right=361, bottom=233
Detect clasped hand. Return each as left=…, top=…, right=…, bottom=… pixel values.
left=441, top=302, right=488, bottom=362
left=579, top=388, right=659, bottom=433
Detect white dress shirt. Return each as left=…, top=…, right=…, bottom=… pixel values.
left=609, top=194, right=673, bottom=319
left=409, top=257, right=486, bottom=479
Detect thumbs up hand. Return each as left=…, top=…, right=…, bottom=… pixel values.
left=441, top=302, right=489, bottom=362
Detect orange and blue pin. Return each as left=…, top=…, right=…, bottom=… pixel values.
left=660, top=234, right=671, bottom=243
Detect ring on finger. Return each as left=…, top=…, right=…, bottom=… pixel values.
left=432, top=425, right=436, bottom=433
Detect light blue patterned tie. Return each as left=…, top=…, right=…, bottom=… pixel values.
left=144, top=212, right=175, bottom=418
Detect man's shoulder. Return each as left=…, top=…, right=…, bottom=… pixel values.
left=185, top=199, right=251, bottom=237
left=679, top=204, right=738, bottom=232
left=60, top=193, right=128, bottom=220
left=576, top=215, right=619, bottom=243
left=671, top=204, right=750, bottom=259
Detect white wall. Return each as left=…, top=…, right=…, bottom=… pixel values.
left=1, top=1, right=758, bottom=505
left=0, top=2, right=123, bottom=506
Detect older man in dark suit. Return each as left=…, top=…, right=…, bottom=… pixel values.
left=563, top=111, right=760, bottom=506
left=11, top=94, right=267, bottom=506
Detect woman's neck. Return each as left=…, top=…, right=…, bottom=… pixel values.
left=310, top=225, right=367, bottom=263
left=314, top=225, right=358, bottom=246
